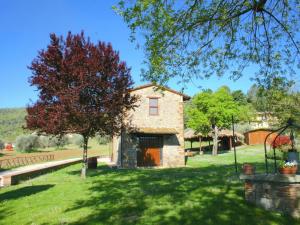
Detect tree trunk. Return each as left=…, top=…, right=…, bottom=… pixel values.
left=199, top=137, right=203, bottom=155
left=81, top=136, right=89, bottom=178
left=212, top=125, right=218, bottom=156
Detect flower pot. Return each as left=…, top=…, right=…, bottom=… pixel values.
left=290, top=166, right=298, bottom=174
left=243, top=163, right=255, bottom=175
left=279, top=166, right=298, bottom=174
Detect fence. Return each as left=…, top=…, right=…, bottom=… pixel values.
left=0, top=154, right=54, bottom=169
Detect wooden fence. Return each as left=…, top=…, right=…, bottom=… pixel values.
left=0, top=154, right=54, bottom=169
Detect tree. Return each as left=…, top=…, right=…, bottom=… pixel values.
left=232, top=90, right=248, bottom=105
left=26, top=32, right=137, bottom=178
left=186, top=87, right=239, bottom=155
left=231, top=90, right=256, bottom=123
left=247, top=78, right=300, bottom=125
left=115, top=0, right=300, bottom=86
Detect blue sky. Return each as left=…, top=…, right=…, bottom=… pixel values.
left=0, top=0, right=256, bottom=108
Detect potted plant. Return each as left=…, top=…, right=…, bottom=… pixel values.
left=272, top=135, right=299, bottom=164
left=242, top=163, right=255, bottom=175
left=278, top=161, right=298, bottom=174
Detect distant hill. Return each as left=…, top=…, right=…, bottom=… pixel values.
left=0, top=108, right=28, bottom=142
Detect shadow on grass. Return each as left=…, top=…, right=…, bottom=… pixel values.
left=0, top=184, right=54, bottom=201
left=65, top=164, right=298, bottom=225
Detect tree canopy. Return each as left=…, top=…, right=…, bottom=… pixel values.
left=116, top=0, right=300, bottom=86
left=247, top=78, right=300, bottom=125
left=26, top=32, right=137, bottom=177
left=186, top=86, right=240, bottom=155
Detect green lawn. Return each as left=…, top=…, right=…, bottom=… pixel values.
left=0, top=145, right=298, bottom=225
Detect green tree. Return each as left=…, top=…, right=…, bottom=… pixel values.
left=231, top=89, right=256, bottom=123
left=186, top=87, right=239, bottom=155
left=115, top=0, right=300, bottom=86
left=232, top=90, right=248, bottom=105
left=247, top=78, right=300, bottom=125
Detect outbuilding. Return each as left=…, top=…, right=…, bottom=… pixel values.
left=112, top=84, right=190, bottom=168
left=244, top=128, right=277, bottom=145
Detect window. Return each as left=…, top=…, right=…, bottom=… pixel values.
left=149, top=98, right=159, bottom=115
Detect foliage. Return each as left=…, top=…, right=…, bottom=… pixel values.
left=95, top=134, right=111, bottom=145
left=115, top=0, right=300, bottom=86
left=25, top=32, right=137, bottom=177
left=186, top=86, right=239, bottom=134
left=186, top=87, right=239, bottom=155
left=271, top=135, right=292, bottom=149
left=232, top=90, right=248, bottom=106
left=234, top=123, right=253, bottom=134
left=15, top=134, right=39, bottom=152
left=266, top=148, right=288, bottom=160
left=247, top=79, right=300, bottom=125
left=48, top=136, right=69, bottom=149
left=232, top=90, right=256, bottom=123
left=279, top=160, right=298, bottom=168
left=0, top=139, right=4, bottom=150
left=0, top=108, right=27, bottom=142
left=68, top=134, right=84, bottom=147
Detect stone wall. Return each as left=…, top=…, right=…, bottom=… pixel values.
left=241, top=174, right=300, bottom=218
left=112, top=85, right=186, bottom=168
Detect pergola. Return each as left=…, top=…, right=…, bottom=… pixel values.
left=184, top=128, right=244, bottom=152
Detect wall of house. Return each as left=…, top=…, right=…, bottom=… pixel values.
left=112, top=86, right=185, bottom=167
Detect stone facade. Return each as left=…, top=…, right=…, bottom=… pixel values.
left=112, top=84, right=189, bottom=168
left=241, top=174, right=300, bottom=218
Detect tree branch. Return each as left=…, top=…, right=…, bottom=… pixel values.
left=262, top=8, right=300, bottom=54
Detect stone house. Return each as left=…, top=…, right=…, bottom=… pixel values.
left=112, top=84, right=190, bottom=168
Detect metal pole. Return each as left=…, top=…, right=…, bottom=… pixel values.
left=264, top=125, right=289, bottom=174
left=232, top=116, right=238, bottom=174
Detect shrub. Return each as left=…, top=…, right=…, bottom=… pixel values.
left=95, top=134, right=110, bottom=145
left=69, top=134, right=84, bottom=147
left=48, top=136, right=69, bottom=149
left=271, top=135, right=292, bottom=149
left=15, top=134, right=39, bottom=152
left=0, top=140, right=4, bottom=150
left=266, top=148, right=288, bottom=160
left=38, top=135, right=51, bottom=148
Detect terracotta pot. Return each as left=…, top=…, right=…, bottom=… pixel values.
left=243, top=163, right=255, bottom=175
left=279, top=166, right=298, bottom=174
left=290, top=166, right=298, bottom=174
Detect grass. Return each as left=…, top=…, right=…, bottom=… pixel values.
left=0, top=145, right=299, bottom=225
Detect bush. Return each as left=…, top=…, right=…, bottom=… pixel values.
left=266, top=148, right=288, bottom=160
left=0, top=140, right=4, bottom=150
left=271, top=135, right=292, bottom=149
left=15, top=134, right=39, bottom=152
left=38, top=135, right=51, bottom=148
left=95, top=134, right=110, bottom=145
left=69, top=134, right=84, bottom=147
left=48, top=136, right=69, bottom=149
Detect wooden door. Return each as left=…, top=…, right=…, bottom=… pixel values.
left=144, top=148, right=160, bottom=166
left=137, top=136, right=162, bottom=167
left=137, top=147, right=161, bottom=167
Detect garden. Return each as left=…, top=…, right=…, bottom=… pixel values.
left=0, top=145, right=299, bottom=225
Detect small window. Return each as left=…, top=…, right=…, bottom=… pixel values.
left=149, top=98, right=158, bottom=115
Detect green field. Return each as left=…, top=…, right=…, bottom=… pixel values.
left=0, top=145, right=298, bottom=225
left=0, top=108, right=27, bottom=142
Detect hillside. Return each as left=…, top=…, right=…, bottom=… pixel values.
left=0, top=108, right=27, bottom=142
